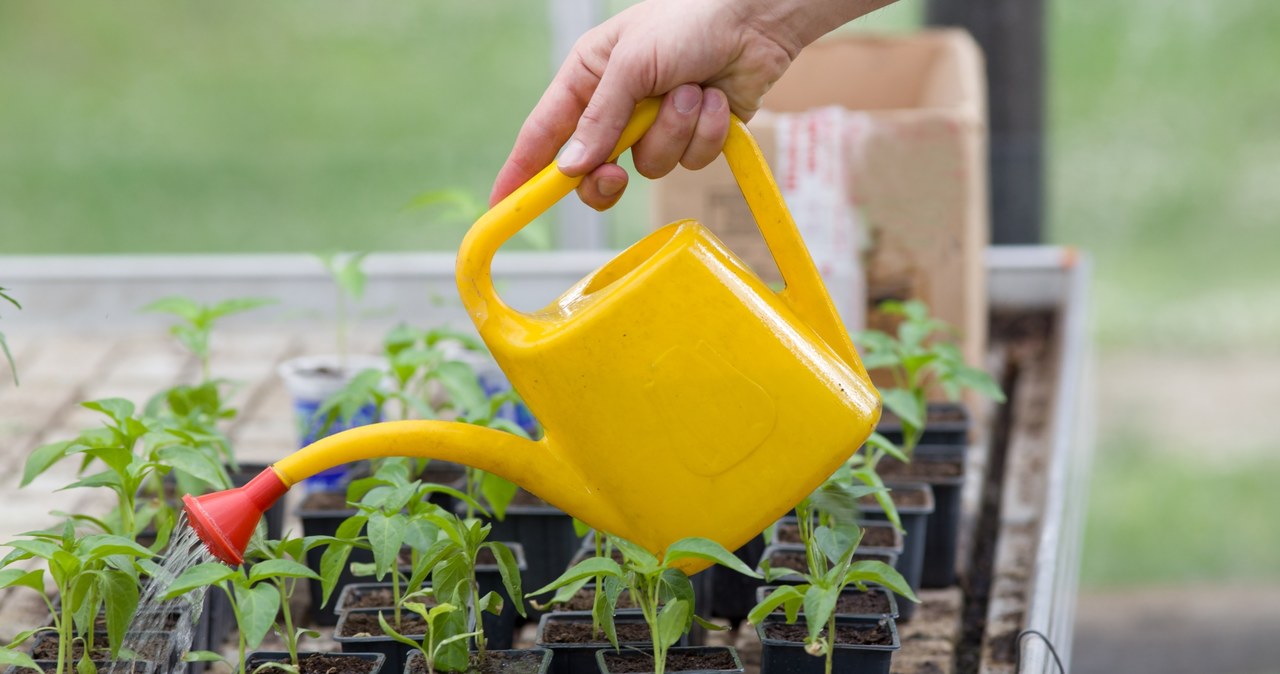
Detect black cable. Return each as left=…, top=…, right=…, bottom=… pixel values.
left=1014, top=628, right=1067, bottom=673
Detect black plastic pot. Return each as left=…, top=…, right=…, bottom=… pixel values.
left=596, top=646, right=744, bottom=674
left=772, top=518, right=904, bottom=558
left=333, top=608, right=428, bottom=674
left=755, top=585, right=899, bottom=620
left=883, top=449, right=966, bottom=588
left=858, top=481, right=934, bottom=621
left=297, top=489, right=362, bottom=626
left=569, top=535, right=712, bottom=646
left=536, top=611, right=676, bottom=674
left=333, top=581, right=432, bottom=616
left=248, top=651, right=386, bottom=674
left=758, top=544, right=899, bottom=587
left=879, top=446, right=967, bottom=587
left=404, top=648, right=551, bottom=674
left=875, top=401, right=971, bottom=447
left=465, top=489, right=581, bottom=622
left=756, top=615, right=899, bottom=674
left=30, top=631, right=168, bottom=673
left=7, top=661, right=155, bottom=674
left=476, top=541, right=528, bottom=650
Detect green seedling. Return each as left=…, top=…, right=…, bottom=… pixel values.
left=854, top=299, right=1005, bottom=457
left=750, top=496, right=918, bottom=674
left=1, top=286, right=20, bottom=385
left=422, top=508, right=525, bottom=661
left=0, top=522, right=153, bottom=674
left=531, top=536, right=758, bottom=674
left=320, top=459, right=480, bottom=629
left=315, top=324, right=486, bottom=434
left=143, top=296, right=276, bottom=382
left=377, top=595, right=477, bottom=674
left=145, top=379, right=240, bottom=476
left=21, top=399, right=230, bottom=546
left=163, top=543, right=322, bottom=674
left=315, top=252, right=368, bottom=367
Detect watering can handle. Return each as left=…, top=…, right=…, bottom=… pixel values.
left=458, top=97, right=864, bottom=373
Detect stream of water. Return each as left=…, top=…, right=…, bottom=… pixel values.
left=110, top=516, right=214, bottom=674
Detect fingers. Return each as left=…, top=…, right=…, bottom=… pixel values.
left=679, top=86, right=730, bottom=171
left=630, top=85, right=703, bottom=179
left=555, top=47, right=648, bottom=177
left=576, top=162, right=630, bottom=212
left=629, top=85, right=731, bottom=179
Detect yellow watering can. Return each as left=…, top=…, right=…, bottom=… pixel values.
left=184, top=98, right=881, bottom=572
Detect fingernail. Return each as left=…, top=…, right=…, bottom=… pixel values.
left=674, top=85, right=700, bottom=114
left=597, top=176, right=625, bottom=197
left=558, top=138, right=586, bottom=169
left=705, top=90, right=726, bottom=112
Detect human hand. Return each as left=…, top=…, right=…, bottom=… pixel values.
left=488, top=0, right=790, bottom=210
left=491, top=0, right=895, bottom=211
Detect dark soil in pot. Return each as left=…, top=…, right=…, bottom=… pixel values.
left=763, top=545, right=895, bottom=576
left=877, top=456, right=964, bottom=480
left=337, top=611, right=429, bottom=638
left=405, top=649, right=550, bottom=674
left=757, top=585, right=897, bottom=618
left=877, top=401, right=970, bottom=446
left=32, top=633, right=168, bottom=664
left=333, top=582, right=434, bottom=613
left=599, top=647, right=742, bottom=673
left=536, top=612, right=665, bottom=674
left=549, top=585, right=639, bottom=612
left=247, top=652, right=384, bottom=674
left=11, top=662, right=153, bottom=674
left=540, top=620, right=654, bottom=644
left=774, top=521, right=900, bottom=549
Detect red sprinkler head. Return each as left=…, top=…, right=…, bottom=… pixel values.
left=183, top=468, right=290, bottom=566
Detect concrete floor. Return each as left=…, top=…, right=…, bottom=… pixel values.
left=1073, top=584, right=1280, bottom=674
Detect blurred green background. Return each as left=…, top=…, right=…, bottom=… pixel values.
left=3, top=1, right=1279, bottom=587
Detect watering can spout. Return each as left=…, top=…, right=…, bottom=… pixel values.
left=184, top=421, right=590, bottom=566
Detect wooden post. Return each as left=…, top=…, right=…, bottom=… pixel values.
left=549, top=0, right=606, bottom=249
left=925, top=0, right=1045, bottom=244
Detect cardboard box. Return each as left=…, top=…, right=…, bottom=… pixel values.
left=651, top=29, right=989, bottom=394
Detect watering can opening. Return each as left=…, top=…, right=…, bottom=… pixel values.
left=184, top=98, right=881, bottom=572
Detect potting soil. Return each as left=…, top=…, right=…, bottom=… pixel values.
left=339, top=611, right=429, bottom=637
left=766, top=591, right=893, bottom=616
left=257, top=653, right=380, bottom=674
left=407, top=650, right=544, bottom=674
left=601, top=650, right=737, bottom=673
left=540, top=620, right=652, bottom=643
left=764, top=621, right=894, bottom=646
